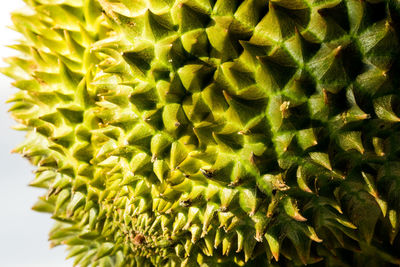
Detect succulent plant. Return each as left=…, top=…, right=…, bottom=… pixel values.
left=3, top=0, right=400, bottom=266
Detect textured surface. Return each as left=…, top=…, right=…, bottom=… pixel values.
left=3, top=0, right=400, bottom=266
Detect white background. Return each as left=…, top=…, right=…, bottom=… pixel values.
left=0, top=1, right=73, bottom=266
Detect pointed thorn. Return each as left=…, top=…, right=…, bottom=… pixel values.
left=222, top=90, right=232, bottom=102
left=323, top=89, right=329, bottom=104
left=333, top=45, right=342, bottom=57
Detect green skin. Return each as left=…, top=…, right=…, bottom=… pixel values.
left=3, top=0, right=400, bottom=266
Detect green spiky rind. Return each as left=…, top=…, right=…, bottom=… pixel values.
left=3, top=0, right=400, bottom=266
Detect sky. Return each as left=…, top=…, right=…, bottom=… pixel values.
left=0, top=1, right=73, bottom=266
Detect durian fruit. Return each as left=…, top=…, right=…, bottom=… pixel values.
left=3, top=0, right=400, bottom=266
